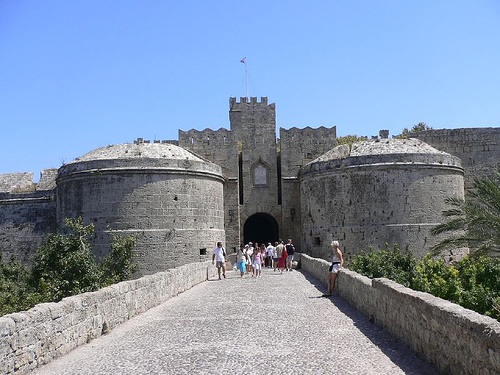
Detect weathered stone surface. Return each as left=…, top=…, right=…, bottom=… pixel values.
left=2, top=99, right=500, bottom=270
left=56, top=142, right=225, bottom=276
left=300, top=139, right=465, bottom=258
left=0, top=261, right=217, bottom=375
left=29, top=268, right=438, bottom=375
left=301, top=254, right=500, bottom=375
left=414, top=127, right=500, bottom=191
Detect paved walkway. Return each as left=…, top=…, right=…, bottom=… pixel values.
left=32, top=268, right=438, bottom=375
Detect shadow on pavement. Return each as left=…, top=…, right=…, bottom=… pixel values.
left=299, top=270, right=438, bottom=375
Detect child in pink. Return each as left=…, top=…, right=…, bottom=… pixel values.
left=252, top=247, right=262, bottom=278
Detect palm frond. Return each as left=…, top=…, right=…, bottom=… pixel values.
left=432, top=172, right=500, bottom=257
left=431, top=218, right=466, bottom=235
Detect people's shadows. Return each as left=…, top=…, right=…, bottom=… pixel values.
left=299, top=270, right=439, bottom=375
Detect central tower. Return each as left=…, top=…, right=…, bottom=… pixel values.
left=229, top=97, right=281, bottom=246
left=178, top=97, right=336, bottom=251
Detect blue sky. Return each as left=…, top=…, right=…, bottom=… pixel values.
left=1, top=1, right=499, bottom=180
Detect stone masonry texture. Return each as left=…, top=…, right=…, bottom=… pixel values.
left=26, top=266, right=439, bottom=375
left=1, top=97, right=499, bottom=273
left=56, top=142, right=225, bottom=276
left=300, top=139, right=465, bottom=259
left=0, top=261, right=218, bottom=375
left=301, top=254, right=500, bottom=375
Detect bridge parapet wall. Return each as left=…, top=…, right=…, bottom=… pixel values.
left=0, top=261, right=217, bottom=375
left=300, top=254, right=500, bottom=375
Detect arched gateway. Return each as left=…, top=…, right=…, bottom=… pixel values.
left=243, top=213, right=279, bottom=246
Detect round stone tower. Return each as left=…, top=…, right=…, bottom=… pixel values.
left=56, top=140, right=225, bottom=276
left=299, top=138, right=464, bottom=259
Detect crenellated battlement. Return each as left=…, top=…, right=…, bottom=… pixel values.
left=0, top=172, right=35, bottom=193
left=230, top=96, right=269, bottom=107
left=281, top=126, right=337, bottom=137
left=179, top=128, right=233, bottom=148
left=0, top=169, right=59, bottom=194
left=280, top=126, right=337, bottom=177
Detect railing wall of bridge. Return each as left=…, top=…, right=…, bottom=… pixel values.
left=300, top=253, right=500, bottom=375
left=0, top=261, right=217, bottom=375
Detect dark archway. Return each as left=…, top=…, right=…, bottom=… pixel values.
left=243, top=213, right=279, bottom=246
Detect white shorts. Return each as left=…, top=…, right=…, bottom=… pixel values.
left=330, top=264, right=340, bottom=274
left=253, top=263, right=262, bottom=270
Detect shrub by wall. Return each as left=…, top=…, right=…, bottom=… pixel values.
left=300, top=254, right=500, bottom=375
left=0, top=261, right=217, bottom=375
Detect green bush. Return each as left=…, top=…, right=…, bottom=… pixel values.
left=347, top=244, right=416, bottom=287
left=347, top=246, right=500, bottom=321
left=0, top=256, right=42, bottom=316
left=411, top=255, right=462, bottom=302
left=1, top=217, right=137, bottom=316
left=454, top=256, right=500, bottom=319
left=31, top=217, right=101, bottom=302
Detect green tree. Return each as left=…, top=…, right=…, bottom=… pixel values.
left=0, top=256, right=42, bottom=316
left=394, top=122, right=433, bottom=139
left=99, top=233, right=138, bottom=285
left=31, top=217, right=101, bottom=301
left=1, top=218, right=138, bottom=317
left=431, top=172, right=500, bottom=257
left=336, top=135, right=365, bottom=147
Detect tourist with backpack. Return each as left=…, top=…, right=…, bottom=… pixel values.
left=285, top=238, right=295, bottom=271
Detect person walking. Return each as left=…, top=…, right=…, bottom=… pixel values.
left=326, top=240, right=344, bottom=295
left=260, top=243, right=267, bottom=269
left=246, top=243, right=254, bottom=273
left=272, top=242, right=278, bottom=271
left=266, top=242, right=274, bottom=268
left=285, top=238, right=295, bottom=271
left=252, top=246, right=263, bottom=278
left=276, top=240, right=286, bottom=274
left=235, top=245, right=248, bottom=278
left=212, top=241, right=227, bottom=280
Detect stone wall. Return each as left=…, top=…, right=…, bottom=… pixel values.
left=0, top=261, right=217, bottom=375
left=56, top=154, right=225, bottom=276
left=280, top=126, right=337, bottom=178
left=179, top=127, right=241, bottom=249
left=300, top=141, right=465, bottom=259
left=300, top=254, right=500, bottom=375
left=0, top=170, right=58, bottom=265
left=179, top=128, right=237, bottom=176
left=413, top=128, right=500, bottom=191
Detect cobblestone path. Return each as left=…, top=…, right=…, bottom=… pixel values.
left=31, top=269, right=438, bottom=375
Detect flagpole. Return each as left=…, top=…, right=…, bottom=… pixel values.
left=240, top=56, right=249, bottom=99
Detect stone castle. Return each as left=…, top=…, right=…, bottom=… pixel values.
left=1, top=97, right=499, bottom=275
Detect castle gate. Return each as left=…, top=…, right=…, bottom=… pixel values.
left=243, top=213, right=279, bottom=246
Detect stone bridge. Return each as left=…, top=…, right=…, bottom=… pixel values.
left=30, top=269, right=436, bottom=375
left=1, top=255, right=499, bottom=374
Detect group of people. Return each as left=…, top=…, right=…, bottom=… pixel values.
left=212, top=238, right=344, bottom=296
left=212, top=239, right=296, bottom=279
left=235, top=239, right=296, bottom=278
